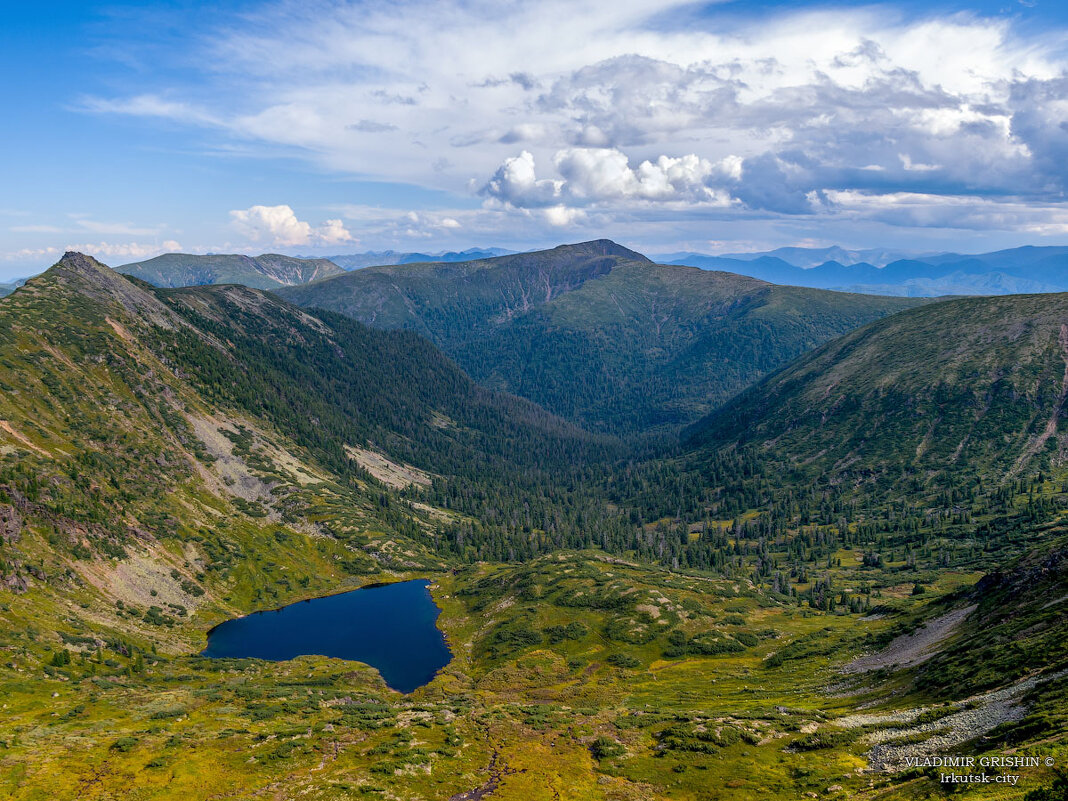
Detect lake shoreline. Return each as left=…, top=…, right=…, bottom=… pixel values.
left=201, top=577, right=454, bottom=693
left=201, top=572, right=444, bottom=636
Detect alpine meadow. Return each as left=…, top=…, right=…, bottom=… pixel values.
left=4, top=2, right=1068, bottom=800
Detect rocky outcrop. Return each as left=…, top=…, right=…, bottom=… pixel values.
left=1, top=573, right=29, bottom=593
left=0, top=504, right=21, bottom=543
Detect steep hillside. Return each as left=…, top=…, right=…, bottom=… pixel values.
left=117, top=252, right=343, bottom=289
left=150, top=283, right=610, bottom=486
left=0, top=253, right=424, bottom=663
left=279, top=240, right=924, bottom=436
left=686, top=292, right=1068, bottom=488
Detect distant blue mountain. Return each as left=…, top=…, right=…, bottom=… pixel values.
left=665, top=246, right=1068, bottom=297
left=325, top=247, right=516, bottom=270
left=0, top=277, right=28, bottom=298
left=722, top=245, right=931, bottom=268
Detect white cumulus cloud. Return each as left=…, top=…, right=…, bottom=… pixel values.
left=543, top=205, right=586, bottom=226
left=317, top=218, right=356, bottom=245
left=229, top=205, right=354, bottom=247
left=482, top=147, right=738, bottom=211
left=555, top=148, right=737, bottom=204
left=481, top=151, right=563, bottom=207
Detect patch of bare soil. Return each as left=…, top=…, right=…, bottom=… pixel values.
left=0, top=420, right=50, bottom=456
left=185, top=413, right=273, bottom=502
left=78, top=546, right=205, bottom=614
left=345, top=446, right=432, bottom=489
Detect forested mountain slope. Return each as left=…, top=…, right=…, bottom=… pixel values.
left=279, top=239, right=649, bottom=332
left=152, top=283, right=608, bottom=486
left=278, top=240, right=925, bottom=436
left=686, top=292, right=1068, bottom=488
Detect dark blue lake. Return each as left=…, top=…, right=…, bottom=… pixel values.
left=202, top=579, right=452, bottom=693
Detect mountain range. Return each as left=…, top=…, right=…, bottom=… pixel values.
left=36, top=242, right=1068, bottom=302
left=666, top=245, right=1068, bottom=296
left=109, top=249, right=517, bottom=290
left=1, top=247, right=1066, bottom=800
left=323, top=247, right=515, bottom=270
left=660, top=245, right=927, bottom=268
left=116, top=252, right=345, bottom=290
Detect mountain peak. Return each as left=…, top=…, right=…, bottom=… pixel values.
left=56, top=250, right=111, bottom=275
left=49, top=251, right=138, bottom=296
left=36, top=251, right=181, bottom=328
left=560, top=239, right=652, bottom=263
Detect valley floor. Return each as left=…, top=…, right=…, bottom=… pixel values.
left=2, top=554, right=1064, bottom=801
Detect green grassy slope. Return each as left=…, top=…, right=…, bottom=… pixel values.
left=3, top=539, right=1063, bottom=800
left=278, top=240, right=925, bottom=437
left=117, top=252, right=344, bottom=290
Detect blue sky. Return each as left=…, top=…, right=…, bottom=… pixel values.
left=3, top=0, right=1068, bottom=279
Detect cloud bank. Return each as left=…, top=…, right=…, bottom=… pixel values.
left=69, top=0, right=1068, bottom=250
